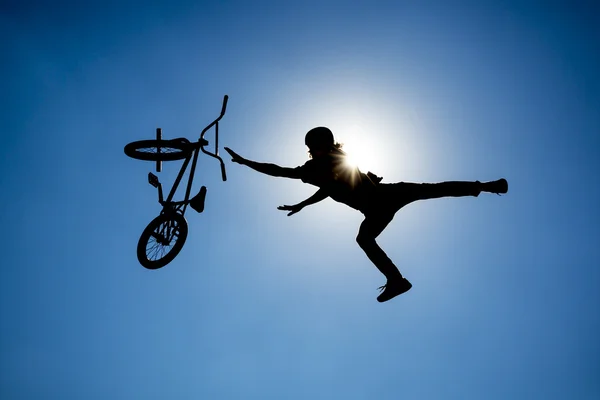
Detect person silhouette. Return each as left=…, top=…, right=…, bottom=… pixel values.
left=224, top=127, right=508, bottom=302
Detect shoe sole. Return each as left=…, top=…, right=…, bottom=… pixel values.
left=377, top=281, right=413, bottom=303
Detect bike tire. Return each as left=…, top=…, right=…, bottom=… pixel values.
left=124, top=139, right=191, bottom=161
left=137, top=213, right=188, bottom=270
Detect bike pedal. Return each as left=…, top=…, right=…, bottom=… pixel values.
left=148, top=172, right=160, bottom=188
left=190, top=186, right=207, bottom=213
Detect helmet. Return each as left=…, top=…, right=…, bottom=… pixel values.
left=305, top=127, right=334, bottom=149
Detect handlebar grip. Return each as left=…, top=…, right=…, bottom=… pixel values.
left=220, top=95, right=229, bottom=116
left=220, top=162, right=227, bottom=181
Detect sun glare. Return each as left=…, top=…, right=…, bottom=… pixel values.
left=338, top=124, right=382, bottom=173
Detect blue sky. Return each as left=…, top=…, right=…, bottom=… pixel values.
left=2, top=0, right=599, bottom=398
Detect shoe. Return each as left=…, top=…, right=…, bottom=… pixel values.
left=482, top=178, right=508, bottom=195
left=377, top=277, right=412, bottom=302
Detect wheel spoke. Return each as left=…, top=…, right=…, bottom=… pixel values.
left=138, top=213, right=187, bottom=269
left=149, top=241, right=161, bottom=260
left=125, top=140, right=190, bottom=162
left=146, top=218, right=181, bottom=261
left=140, top=147, right=181, bottom=154
left=147, top=230, right=162, bottom=260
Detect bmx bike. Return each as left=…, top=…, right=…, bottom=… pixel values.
left=124, top=95, right=229, bottom=269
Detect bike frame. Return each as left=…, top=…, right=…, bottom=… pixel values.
left=153, top=95, right=228, bottom=216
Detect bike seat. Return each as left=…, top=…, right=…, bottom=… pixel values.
left=190, top=186, right=207, bottom=213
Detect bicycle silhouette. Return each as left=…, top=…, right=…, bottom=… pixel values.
left=124, top=95, right=229, bottom=269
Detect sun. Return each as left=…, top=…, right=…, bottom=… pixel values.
left=338, top=124, right=380, bottom=172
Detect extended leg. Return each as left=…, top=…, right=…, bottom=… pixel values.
left=396, top=179, right=508, bottom=202
left=406, top=181, right=483, bottom=200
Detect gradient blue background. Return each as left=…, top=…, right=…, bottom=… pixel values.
left=2, top=1, right=599, bottom=399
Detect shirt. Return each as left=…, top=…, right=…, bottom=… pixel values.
left=294, top=152, right=380, bottom=213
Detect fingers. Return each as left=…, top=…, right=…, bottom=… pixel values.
left=224, top=147, right=235, bottom=156
left=278, top=202, right=305, bottom=216
left=224, top=147, right=240, bottom=162
left=278, top=205, right=298, bottom=216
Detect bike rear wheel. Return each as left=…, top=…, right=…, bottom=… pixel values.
left=137, top=213, right=188, bottom=269
left=124, top=139, right=191, bottom=161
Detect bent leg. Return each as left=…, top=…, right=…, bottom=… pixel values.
left=356, top=213, right=403, bottom=280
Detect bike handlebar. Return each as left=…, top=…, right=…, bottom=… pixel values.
left=200, top=95, right=229, bottom=139
left=200, top=95, right=229, bottom=181
left=220, top=95, right=229, bottom=117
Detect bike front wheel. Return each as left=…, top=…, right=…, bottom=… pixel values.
left=124, top=139, right=191, bottom=161
left=137, top=213, right=188, bottom=269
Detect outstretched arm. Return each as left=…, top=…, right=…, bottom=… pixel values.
left=278, top=188, right=329, bottom=216
left=224, top=147, right=301, bottom=179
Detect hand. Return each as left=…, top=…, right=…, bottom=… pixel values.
left=277, top=204, right=304, bottom=216
left=224, top=147, right=246, bottom=165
